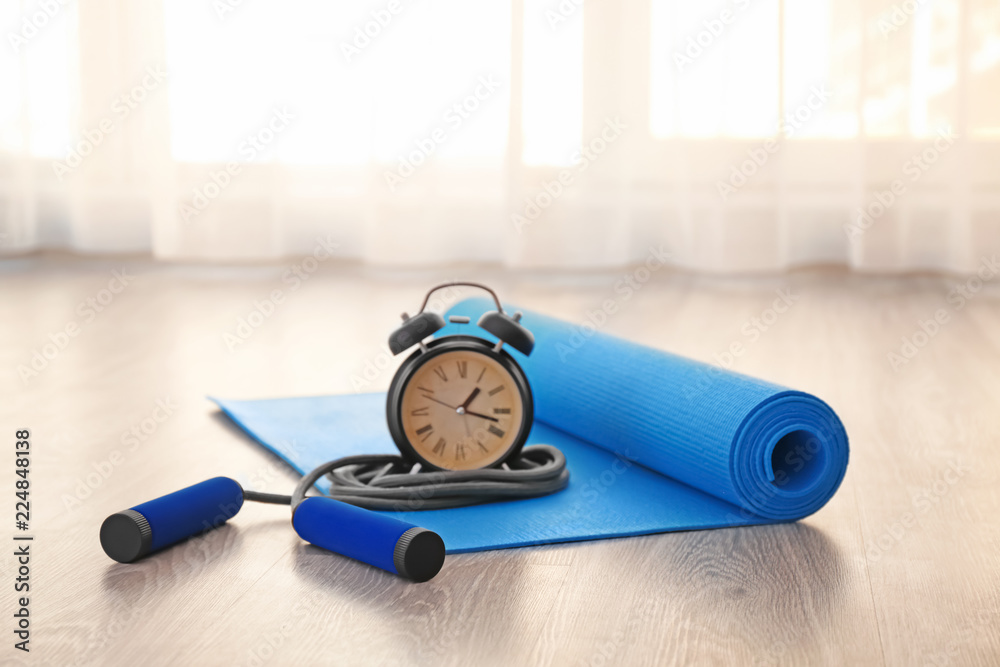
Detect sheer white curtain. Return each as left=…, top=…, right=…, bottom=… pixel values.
left=1, top=0, right=998, bottom=272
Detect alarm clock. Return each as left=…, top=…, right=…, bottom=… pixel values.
left=385, top=282, right=535, bottom=471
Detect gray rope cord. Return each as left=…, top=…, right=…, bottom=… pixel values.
left=241, top=444, right=569, bottom=511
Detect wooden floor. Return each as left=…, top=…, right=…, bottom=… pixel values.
left=2, top=254, right=998, bottom=666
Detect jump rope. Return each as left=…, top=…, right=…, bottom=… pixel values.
left=100, top=283, right=568, bottom=582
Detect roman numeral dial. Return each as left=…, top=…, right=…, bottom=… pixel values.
left=398, top=346, right=527, bottom=471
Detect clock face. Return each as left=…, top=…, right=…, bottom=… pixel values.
left=399, top=348, right=526, bottom=470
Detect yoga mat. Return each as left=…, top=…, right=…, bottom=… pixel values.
left=214, top=298, right=849, bottom=553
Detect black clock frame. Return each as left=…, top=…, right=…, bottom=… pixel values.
left=386, top=335, right=534, bottom=471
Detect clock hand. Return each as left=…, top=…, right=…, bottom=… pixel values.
left=422, top=396, right=458, bottom=410
left=463, top=410, right=499, bottom=423
left=421, top=393, right=497, bottom=421
left=458, top=387, right=481, bottom=410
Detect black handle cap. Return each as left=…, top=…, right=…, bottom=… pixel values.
left=393, top=527, right=446, bottom=582
left=100, top=509, right=153, bottom=563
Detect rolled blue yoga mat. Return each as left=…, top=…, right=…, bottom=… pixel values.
left=214, top=297, right=849, bottom=553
